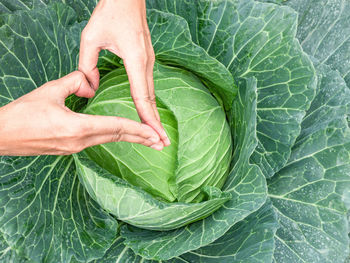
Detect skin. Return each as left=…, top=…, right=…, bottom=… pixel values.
left=0, top=0, right=169, bottom=156
left=79, top=0, right=170, bottom=146
left=0, top=72, right=163, bottom=155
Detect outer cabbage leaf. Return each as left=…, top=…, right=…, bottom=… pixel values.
left=0, top=2, right=79, bottom=106
left=120, top=77, right=267, bottom=260
left=63, top=0, right=98, bottom=22
left=74, top=150, right=231, bottom=231
left=269, top=63, right=350, bottom=263
left=147, top=9, right=236, bottom=111
left=87, top=200, right=278, bottom=263
left=257, top=0, right=286, bottom=3
left=147, top=0, right=316, bottom=179
left=96, top=50, right=124, bottom=79
left=0, top=3, right=118, bottom=262
left=347, top=202, right=350, bottom=263
left=3, top=1, right=346, bottom=263
left=87, top=237, right=146, bottom=263
left=262, top=0, right=350, bottom=260
left=0, top=233, right=30, bottom=262
left=281, top=0, right=350, bottom=87
left=175, top=200, right=278, bottom=263
left=0, top=0, right=45, bottom=14
left=0, top=155, right=118, bottom=263
left=0, top=0, right=96, bottom=22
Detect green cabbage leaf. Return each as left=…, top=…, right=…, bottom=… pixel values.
left=0, top=0, right=349, bottom=262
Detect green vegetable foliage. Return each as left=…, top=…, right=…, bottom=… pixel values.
left=0, top=0, right=349, bottom=262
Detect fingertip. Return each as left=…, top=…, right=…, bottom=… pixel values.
left=163, top=137, right=171, bottom=146
left=140, top=123, right=160, bottom=141
left=150, top=143, right=164, bottom=151
left=78, top=51, right=100, bottom=89
left=149, top=122, right=170, bottom=147
left=81, top=68, right=100, bottom=91
left=75, top=86, right=96, bottom=98
left=158, top=127, right=170, bottom=147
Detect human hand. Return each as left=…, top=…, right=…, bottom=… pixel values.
left=79, top=0, right=170, bottom=147
left=0, top=72, right=164, bottom=156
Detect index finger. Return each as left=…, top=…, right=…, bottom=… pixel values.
left=78, top=30, right=101, bottom=91
left=123, top=54, right=169, bottom=146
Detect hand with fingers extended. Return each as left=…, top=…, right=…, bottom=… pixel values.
left=79, top=0, right=170, bottom=147
left=0, top=72, right=164, bottom=156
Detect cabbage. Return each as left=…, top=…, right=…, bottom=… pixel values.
left=76, top=65, right=233, bottom=230
left=0, top=0, right=349, bottom=262
left=82, top=65, right=232, bottom=204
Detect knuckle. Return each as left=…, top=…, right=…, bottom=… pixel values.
left=111, top=133, right=123, bottom=142
left=149, top=95, right=156, bottom=104
left=71, top=71, right=85, bottom=84
left=132, top=95, right=142, bottom=103
left=72, top=70, right=85, bottom=80
left=133, top=95, right=156, bottom=105
left=110, top=117, right=123, bottom=142
left=81, top=29, right=94, bottom=43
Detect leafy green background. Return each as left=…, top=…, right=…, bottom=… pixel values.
left=0, top=0, right=349, bottom=262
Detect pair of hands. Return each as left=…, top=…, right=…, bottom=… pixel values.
left=0, top=0, right=169, bottom=156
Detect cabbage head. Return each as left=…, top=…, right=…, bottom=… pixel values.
left=0, top=0, right=350, bottom=263
left=76, top=64, right=233, bottom=230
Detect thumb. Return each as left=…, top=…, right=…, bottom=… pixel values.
left=76, top=113, right=164, bottom=150
left=54, top=71, right=95, bottom=99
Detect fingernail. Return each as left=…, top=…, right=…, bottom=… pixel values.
left=161, top=130, right=170, bottom=146
left=164, top=137, right=171, bottom=146
left=149, top=136, right=160, bottom=144
left=150, top=143, right=163, bottom=151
